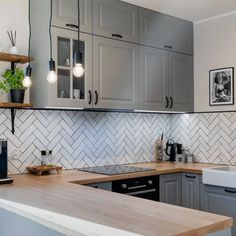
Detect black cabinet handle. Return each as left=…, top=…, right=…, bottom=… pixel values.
left=88, top=90, right=92, bottom=105
left=66, top=24, right=78, bottom=29
left=95, top=91, right=98, bottom=105
left=112, top=34, right=123, bottom=39
left=185, top=175, right=196, bottom=179
left=165, top=96, right=169, bottom=109
left=170, top=97, right=173, bottom=109
left=164, top=45, right=173, bottom=49
left=225, top=189, right=236, bottom=194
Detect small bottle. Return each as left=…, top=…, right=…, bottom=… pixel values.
left=185, top=148, right=194, bottom=163
left=41, top=150, right=52, bottom=166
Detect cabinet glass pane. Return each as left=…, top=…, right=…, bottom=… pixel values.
left=58, top=37, right=70, bottom=67
left=73, top=40, right=85, bottom=100
left=57, top=69, right=70, bottom=98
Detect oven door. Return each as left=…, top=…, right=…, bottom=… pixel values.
left=126, top=188, right=158, bottom=201
left=112, top=176, right=159, bottom=201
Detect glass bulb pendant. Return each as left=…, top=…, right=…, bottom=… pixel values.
left=23, top=76, right=32, bottom=88
left=47, top=59, right=57, bottom=83
left=73, top=63, right=85, bottom=78
left=23, top=65, right=32, bottom=88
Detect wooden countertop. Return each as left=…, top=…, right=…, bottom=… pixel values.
left=0, top=162, right=232, bottom=236
left=66, top=162, right=222, bottom=185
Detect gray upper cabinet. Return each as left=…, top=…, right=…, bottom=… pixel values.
left=139, top=46, right=169, bottom=111
left=93, top=0, right=139, bottom=43
left=139, top=8, right=193, bottom=55
left=49, top=27, right=93, bottom=108
left=169, top=53, right=193, bottom=112
left=201, top=185, right=236, bottom=235
left=159, top=174, right=182, bottom=206
left=31, top=0, right=194, bottom=112
left=93, top=36, right=139, bottom=109
left=139, top=48, right=193, bottom=112
left=182, top=173, right=200, bottom=210
left=52, top=0, right=92, bottom=33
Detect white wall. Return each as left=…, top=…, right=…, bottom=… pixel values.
left=194, top=12, right=236, bottom=112
left=0, top=0, right=29, bottom=102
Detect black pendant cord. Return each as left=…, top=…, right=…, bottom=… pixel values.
left=49, top=0, right=53, bottom=60
left=77, top=0, right=80, bottom=55
left=28, top=0, right=31, bottom=67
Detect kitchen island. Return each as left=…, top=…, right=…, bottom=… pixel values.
left=0, top=162, right=232, bottom=236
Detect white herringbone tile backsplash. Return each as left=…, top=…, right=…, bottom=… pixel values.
left=0, top=109, right=170, bottom=174
left=2, top=109, right=236, bottom=174
left=171, top=113, right=236, bottom=165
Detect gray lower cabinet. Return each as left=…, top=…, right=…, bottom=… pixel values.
left=93, top=36, right=139, bottom=109
left=169, top=53, right=193, bottom=112
left=201, top=185, right=236, bottom=235
left=86, top=182, right=112, bottom=191
left=139, top=46, right=193, bottom=112
left=52, top=0, right=92, bottom=33
left=139, top=8, right=193, bottom=55
left=93, top=0, right=139, bottom=43
left=159, top=173, right=182, bottom=206
left=182, top=173, right=200, bottom=210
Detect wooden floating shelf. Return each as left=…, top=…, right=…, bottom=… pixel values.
left=0, top=52, right=33, bottom=64
left=0, top=102, right=33, bottom=108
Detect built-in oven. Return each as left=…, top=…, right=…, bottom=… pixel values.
left=112, top=176, right=159, bottom=201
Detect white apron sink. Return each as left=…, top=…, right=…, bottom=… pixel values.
left=203, top=166, right=236, bottom=188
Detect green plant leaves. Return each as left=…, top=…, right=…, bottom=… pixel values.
left=0, top=68, right=25, bottom=93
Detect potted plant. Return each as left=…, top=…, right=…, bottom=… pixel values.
left=0, top=68, right=25, bottom=103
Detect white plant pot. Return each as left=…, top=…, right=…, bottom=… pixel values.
left=10, top=46, right=18, bottom=54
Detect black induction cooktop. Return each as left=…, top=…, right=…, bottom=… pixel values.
left=78, top=165, right=156, bottom=176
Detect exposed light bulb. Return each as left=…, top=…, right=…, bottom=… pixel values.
left=23, top=65, right=32, bottom=88
left=22, top=76, right=32, bottom=88
left=47, top=59, right=57, bottom=83
left=73, top=63, right=85, bottom=78
left=47, top=71, right=57, bottom=83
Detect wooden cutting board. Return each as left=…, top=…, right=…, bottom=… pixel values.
left=26, top=165, right=62, bottom=176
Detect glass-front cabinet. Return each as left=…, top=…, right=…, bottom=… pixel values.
left=50, top=27, right=92, bottom=108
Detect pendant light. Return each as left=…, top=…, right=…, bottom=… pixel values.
left=47, top=0, right=57, bottom=83
left=73, top=0, right=85, bottom=78
left=22, top=0, right=32, bottom=88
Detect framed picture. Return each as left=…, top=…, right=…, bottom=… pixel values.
left=209, top=67, right=234, bottom=106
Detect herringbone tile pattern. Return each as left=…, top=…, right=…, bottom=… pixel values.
left=0, top=109, right=170, bottom=174
left=171, top=113, right=236, bottom=165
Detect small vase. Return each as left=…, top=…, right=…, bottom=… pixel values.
left=10, top=89, right=25, bottom=103
left=10, top=46, right=18, bottom=54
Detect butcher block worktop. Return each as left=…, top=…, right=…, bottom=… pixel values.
left=0, top=162, right=232, bottom=236
left=64, top=162, right=221, bottom=185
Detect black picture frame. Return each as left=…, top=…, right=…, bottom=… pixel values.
left=209, top=67, right=234, bottom=106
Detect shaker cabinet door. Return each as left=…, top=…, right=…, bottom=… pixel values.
left=169, top=52, right=193, bottom=112
left=201, top=185, right=236, bottom=235
left=93, top=0, right=139, bottom=43
left=182, top=173, right=200, bottom=210
left=139, top=46, right=169, bottom=111
left=160, top=174, right=182, bottom=206
left=93, top=36, right=139, bottom=109
left=52, top=0, right=92, bottom=33
left=139, top=8, right=193, bottom=55
left=49, top=27, right=92, bottom=108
